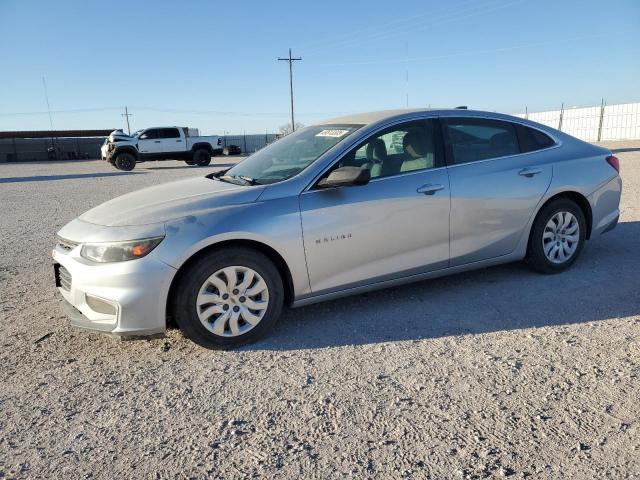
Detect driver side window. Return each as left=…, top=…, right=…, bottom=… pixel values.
left=338, top=119, right=439, bottom=179
left=139, top=129, right=159, bottom=140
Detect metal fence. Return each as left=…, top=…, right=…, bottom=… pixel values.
left=515, top=101, right=640, bottom=142
left=0, top=137, right=104, bottom=162
left=0, top=133, right=281, bottom=162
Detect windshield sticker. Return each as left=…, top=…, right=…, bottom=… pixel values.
left=316, top=129, right=350, bottom=138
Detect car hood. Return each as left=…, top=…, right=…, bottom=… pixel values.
left=79, top=176, right=265, bottom=227
left=108, top=130, right=134, bottom=142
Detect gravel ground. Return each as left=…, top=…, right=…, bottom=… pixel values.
left=1, top=144, right=639, bottom=479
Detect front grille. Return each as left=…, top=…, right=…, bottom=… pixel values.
left=55, top=264, right=72, bottom=291
left=56, top=236, right=79, bottom=252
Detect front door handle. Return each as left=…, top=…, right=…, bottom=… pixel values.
left=154, top=140, right=161, bottom=143
left=417, top=183, right=445, bottom=195
left=519, top=167, right=542, bottom=177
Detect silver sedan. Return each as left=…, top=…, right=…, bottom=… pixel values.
left=53, top=109, right=622, bottom=348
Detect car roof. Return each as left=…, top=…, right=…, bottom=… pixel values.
left=317, top=108, right=528, bottom=127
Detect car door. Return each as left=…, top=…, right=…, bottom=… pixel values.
left=299, top=119, right=451, bottom=295
left=158, top=128, right=184, bottom=154
left=442, top=117, right=553, bottom=266
left=137, top=128, right=161, bottom=156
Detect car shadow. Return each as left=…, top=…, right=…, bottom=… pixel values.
left=0, top=171, right=147, bottom=184
left=243, top=220, right=640, bottom=351
left=610, top=147, right=640, bottom=154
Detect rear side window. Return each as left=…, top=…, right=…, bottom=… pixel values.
left=159, top=128, right=180, bottom=139
left=444, top=118, right=520, bottom=164
left=516, top=125, right=555, bottom=152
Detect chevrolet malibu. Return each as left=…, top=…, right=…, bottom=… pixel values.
left=53, top=109, right=622, bottom=348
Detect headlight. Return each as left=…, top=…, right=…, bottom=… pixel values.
left=80, top=237, right=164, bottom=263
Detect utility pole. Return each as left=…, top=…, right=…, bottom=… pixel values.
left=42, top=76, right=56, bottom=152
left=121, top=106, right=132, bottom=135
left=42, top=76, right=54, bottom=131
left=278, top=48, right=302, bottom=133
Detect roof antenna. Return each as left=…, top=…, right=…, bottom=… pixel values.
left=455, top=105, right=468, bottom=109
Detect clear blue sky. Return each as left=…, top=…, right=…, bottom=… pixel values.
left=0, top=0, right=638, bottom=134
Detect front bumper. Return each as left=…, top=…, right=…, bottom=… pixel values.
left=52, top=245, right=176, bottom=336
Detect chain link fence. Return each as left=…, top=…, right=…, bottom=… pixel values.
left=221, top=134, right=280, bottom=154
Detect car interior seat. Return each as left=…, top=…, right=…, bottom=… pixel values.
left=365, top=138, right=387, bottom=178
left=400, top=130, right=434, bottom=172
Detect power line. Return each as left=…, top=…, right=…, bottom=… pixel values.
left=308, top=30, right=631, bottom=68
left=300, top=0, right=478, bottom=52
left=302, top=0, right=521, bottom=54
left=278, top=48, right=302, bottom=133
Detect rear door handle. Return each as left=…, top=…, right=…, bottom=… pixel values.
left=154, top=140, right=161, bottom=143
left=176, top=139, right=182, bottom=142
left=519, top=167, right=542, bottom=177
left=417, top=184, right=445, bottom=195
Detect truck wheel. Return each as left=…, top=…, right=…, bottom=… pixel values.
left=193, top=149, right=212, bottom=166
left=172, top=247, right=284, bottom=349
left=185, top=159, right=196, bottom=166
left=115, top=152, right=136, bottom=171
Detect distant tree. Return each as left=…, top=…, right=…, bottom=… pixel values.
left=279, top=122, right=305, bottom=135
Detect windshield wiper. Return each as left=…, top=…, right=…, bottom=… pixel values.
left=219, top=174, right=260, bottom=186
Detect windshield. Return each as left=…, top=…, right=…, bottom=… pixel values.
left=131, top=129, right=144, bottom=138
left=221, top=124, right=362, bottom=184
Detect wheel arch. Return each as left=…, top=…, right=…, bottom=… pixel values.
left=165, top=239, right=295, bottom=326
left=191, top=142, right=214, bottom=154
left=528, top=191, right=593, bottom=252
left=114, top=146, right=139, bottom=159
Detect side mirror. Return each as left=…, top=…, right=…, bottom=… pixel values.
left=317, top=166, right=371, bottom=188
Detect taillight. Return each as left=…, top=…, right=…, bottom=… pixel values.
left=606, top=155, right=620, bottom=173
left=217, top=138, right=222, bottom=146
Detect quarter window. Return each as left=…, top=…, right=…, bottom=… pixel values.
left=444, top=118, right=520, bottom=164
left=337, top=119, right=440, bottom=180
left=516, top=125, right=555, bottom=152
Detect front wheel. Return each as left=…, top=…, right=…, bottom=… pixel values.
left=172, top=248, right=284, bottom=349
left=526, top=198, right=586, bottom=274
left=193, top=148, right=212, bottom=166
left=114, top=152, right=136, bottom=171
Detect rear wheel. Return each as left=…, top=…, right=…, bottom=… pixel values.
left=526, top=198, right=586, bottom=274
left=172, top=248, right=284, bottom=349
left=114, top=152, right=136, bottom=171
left=193, top=148, right=212, bottom=166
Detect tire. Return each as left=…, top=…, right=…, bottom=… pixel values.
left=193, top=148, right=212, bottom=166
left=172, top=247, right=284, bottom=349
left=114, top=152, right=136, bottom=171
left=526, top=198, right=586, bottom=274
left=185, top=159, right=196, bottom=166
